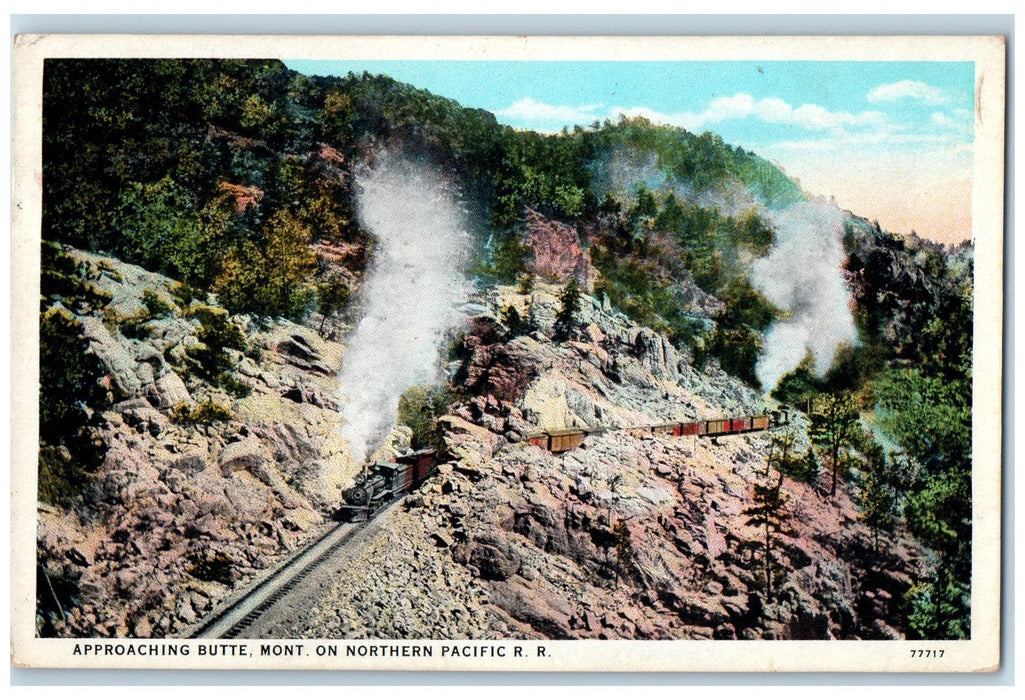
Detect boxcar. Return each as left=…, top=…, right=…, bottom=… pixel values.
left=705, top=419, right=730, bottom=435
left=548, top=429, right=587, bottom=453
left=751, top=415, right=771, bottom=431
left=394, top=449, right=436, bottom=491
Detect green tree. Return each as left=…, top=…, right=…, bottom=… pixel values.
left=553, top=277, right=582, bottom=342
left=116, top=176, right=200, bottom=275
left=766, top=430, right=800, bottom=478
left=743, top=471, right=791, bottom=602
left=213, top=210, right=317, bottom=319
left=187, top=307, right=247, bottom=390
left=858, top=439, right=898, bottom=554
left=808, top=392, right=861, bottom=496
left=502, top=304, right=527, bottom=339
left=613, top=520, right=635, bottom=588
left=38, top=307, right=109, bottom=505
left=316, top=278, right=350, bottom=333
left=397, top=384, right=451, bottom=452
left=261, top=210, right=318, bottom=317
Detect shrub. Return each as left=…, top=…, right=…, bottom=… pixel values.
left=171, top=400, right=233, bottom=425
left=397, top=384, right=451, bottom=452
left=38, top=446, right=86, bottom=509
left=172, top=281, right=203, bottom=309
left=39, top=308, right=107, bottom=446
left=117, top=312, right=154, bottom=340
left=38, top=308, right=108, bottom=506
left=141, top=289, right=174, bottom=318
left=188, top=306, right=246, bottom=380
left=219, top=375, right=252, bottom=399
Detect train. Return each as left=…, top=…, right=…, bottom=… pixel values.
left=336, top=410, right=789, bottom=519
left=524, top=409, right=789, bottom=454
left=336, top=448, right=437, bottom=522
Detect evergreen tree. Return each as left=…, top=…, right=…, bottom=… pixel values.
left=502, top=304, right=526, bottom=339
left=743, top=471, right=791, bottom=602
left=553, top=277, right=581, bottom=341
left=613, top=520, right=635, bottom=588
left=859, top=439, right=898, bottom=554
left=767, top=430, right=800, bottom=479
left=317, top=278, right=350, bottom=333
left=808, top=392, right=860, bottom=496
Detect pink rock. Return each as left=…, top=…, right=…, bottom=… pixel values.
left=523, top=209, right=591, bottom=283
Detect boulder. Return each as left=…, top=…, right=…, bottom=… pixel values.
left=470, top=539, right=521, bottom=581
left=218, top=438, right=270, bottom=476
left=145, top=370, right=192, bottom=410
left=79, top=316, right=141, bottom=398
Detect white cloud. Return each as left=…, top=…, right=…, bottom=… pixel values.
left=930, top=108, right=974, bottom=136
left=498, top=93, right=888, bottom=137
left=493, top=97, right=602, bottom=128
left=610, top=93, right=886, bottom=135
left=867, top=80, right=948, bottom=105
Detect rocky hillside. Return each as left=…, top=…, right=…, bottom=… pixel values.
left=37, top=248, right=373, bottom=637
left=37, top=246, right=930, bottom=640
left=274, top=283, right=929, bottom=641
left=36, top=58, right=970, bottom=641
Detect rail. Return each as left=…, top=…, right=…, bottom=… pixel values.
left=184, top=516, right=372, bottom=639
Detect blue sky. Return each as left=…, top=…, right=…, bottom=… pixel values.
left=285, top=59, right=976, bottom=243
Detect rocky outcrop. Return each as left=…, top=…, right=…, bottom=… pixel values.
left=36, top=250, right=365, bottom=638
left=523, top=209, right=593, bottom=284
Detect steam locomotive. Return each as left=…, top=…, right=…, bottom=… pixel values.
left=525, top=409, right=789, bottom=454
left=336, top=448, right=437, bottom=522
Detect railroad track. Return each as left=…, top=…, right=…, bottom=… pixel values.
left=185, top=507, right=387, bottom=639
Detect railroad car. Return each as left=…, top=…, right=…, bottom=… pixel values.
left=524, top=409, right=789, bottom=454
left=526, top=428, right=605, bottom=453
left=337, top=448, right=437, bottom=521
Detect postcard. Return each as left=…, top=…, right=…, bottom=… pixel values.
left=11, top=33, right=1005, bottom=672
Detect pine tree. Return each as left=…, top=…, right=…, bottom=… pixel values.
left=808, top=392, right=860, bottom=496
left=553, top=277, right=581, bottom=341
left=743, top=471, right=791, bottom=601
left=502, top=304, right=525, bottom=339
left=860, top=440, right=898, bottom=554
left=767, top=430, right=800, bottom=479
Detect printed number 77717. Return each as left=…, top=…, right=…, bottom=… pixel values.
left=910, top=650, right=945, bottom=658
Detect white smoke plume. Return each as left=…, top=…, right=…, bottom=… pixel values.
left=590, top=146, right=762, bottom=217
left=336, top=152, right=471, bottom=463
left=751, top=198, right=858, bottom=392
